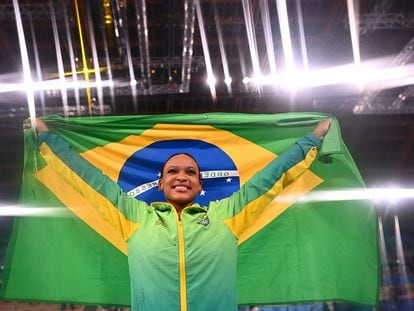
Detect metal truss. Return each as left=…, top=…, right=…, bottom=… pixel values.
left=315, top=96, right=414, bottom=114
left=43, top=83, right=185, bottom=98
left=0, top=3, right=62, bottom=20
left=372, top=0, right=393, bottom=13
left=95, top=56, right=205, bottom=71
left=45, top=104, right=112, bottom=116
left=359, top=0, right=392, bottom=33
left=140, top=56, right=205, bottom=69
left=355, top=100, right=414, bottom=114
left=111, top=83, right=184, bottom=96
left=180, top=0, right=197, bottom=93
left=359, top=13, right=414, bottom=33
left=354, top=37, right=414, bottom=114
left=352, top=0, right=414, bottom=33
left=1, top=101, right=111, bottom=117
left=134, top=0, right=151, bottom=91
left=390, top=86, right=414, bottom=111
left=111, top=0, right=129, bottom=66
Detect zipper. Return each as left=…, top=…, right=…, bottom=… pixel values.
left=177, top=219, right=187, bottom=311
left=172, top=205, right=206, bottom=311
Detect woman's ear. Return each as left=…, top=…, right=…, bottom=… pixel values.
left=158, top=178, right=164, bottom=192
left=197, top=179, right=203, bottom=193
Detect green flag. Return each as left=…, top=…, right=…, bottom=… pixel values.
left=1, top=112, right=379, bottom=307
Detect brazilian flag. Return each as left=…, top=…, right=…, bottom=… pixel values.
left=0, top=112, right=379, bottom=307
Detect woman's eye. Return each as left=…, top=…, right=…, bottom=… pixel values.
left=167, top=168, right=177, bottom=174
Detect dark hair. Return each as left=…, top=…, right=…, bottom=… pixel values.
left=159, top=153, right=201, bottom=180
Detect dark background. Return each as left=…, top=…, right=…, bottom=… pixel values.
left=0, top=0, right=413, bottom=307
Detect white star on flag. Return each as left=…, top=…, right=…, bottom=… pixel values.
left=200, top=190, right=206, bottom=196
left=226, top=178, right=232, bottom=183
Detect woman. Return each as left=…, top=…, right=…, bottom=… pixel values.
left=32, top=117, right=331, bottom=311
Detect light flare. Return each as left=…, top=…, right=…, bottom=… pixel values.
left=295, top=188, right=414, bottom=203
left=195, top=0, right=216, bottom=100
left=13, top=0, right=36, bottom=126
left=245, top=62, right=414, bottom=90
left=74, top=0, right=93, bottom=111
left=346, top=0, right=363, bottom=90
left=213, top=4, right=232, bottom=95
left=237, top=37, right=248, bottom=82
left=394, top=215, right=412, bottom=308
left=260, top=0, right=277, bottom=75
left=378, top=216, right=392, bottom=286
left=28, top=11, right=45, bottom=113
left=206, top=76, right=217, bottom=88
left=242, top=0, right=261, bottom=79
left=0, top=204, right=70, bottom=217
left=62, top=1, right=80, bottom=110
left=50, top=0, right=68, bottom=115
left=296, top=0, right=309, bottom=70
left=134, top=0, right=151, bottom=93
left=347, top=0, right=361, bottom=66
left=100, top=23, right=116, bottom=110
left=122, top=6, right=138, bottom=109
left=276, top=0, right=295, bottom=71
left=0, top=79, right=114, bottom=94
left=86, top=1, right=104, bottom=112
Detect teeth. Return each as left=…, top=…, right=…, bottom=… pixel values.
left=175, top=186, right=188, bottom=191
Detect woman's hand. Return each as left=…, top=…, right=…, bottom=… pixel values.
left=33, top=118, right=49, bottom=133
left=312, top=118, right=332, bottom=140
left=23, top=118, right=49, bottom=133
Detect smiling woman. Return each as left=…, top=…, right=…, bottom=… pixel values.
left=14, top=117, right=331, bottom=311
left=158, top=153, right=203, bottom=215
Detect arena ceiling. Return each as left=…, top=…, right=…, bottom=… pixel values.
left=0, top=0, right=414, bottom=265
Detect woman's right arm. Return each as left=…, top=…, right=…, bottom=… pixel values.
left=33, top=119, right=147, bottom=240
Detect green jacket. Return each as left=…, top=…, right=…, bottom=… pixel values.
left=38, top=132, right=321, bottom=311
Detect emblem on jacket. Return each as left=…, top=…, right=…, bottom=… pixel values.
left=196, top=215, right=210, bottom=227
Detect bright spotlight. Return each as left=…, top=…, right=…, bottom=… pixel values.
left=250, top=74, right=265, bottom=86
left=130, top=79, right=137, bottom=87
left=206, top=76, right=217, bottom=87
left=224, top=76, right=232, bottom=85
left=242, top=77, right=250, bottom=84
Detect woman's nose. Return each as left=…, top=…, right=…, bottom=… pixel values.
left=176, top=173, right=188, bottom=181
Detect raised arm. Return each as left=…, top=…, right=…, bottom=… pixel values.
left=212, top=118, right=332, bottom=238
left=30, top=118, right=147, bottom=240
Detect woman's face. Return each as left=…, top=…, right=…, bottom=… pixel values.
left=158, top=154, right=202, bottom=209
